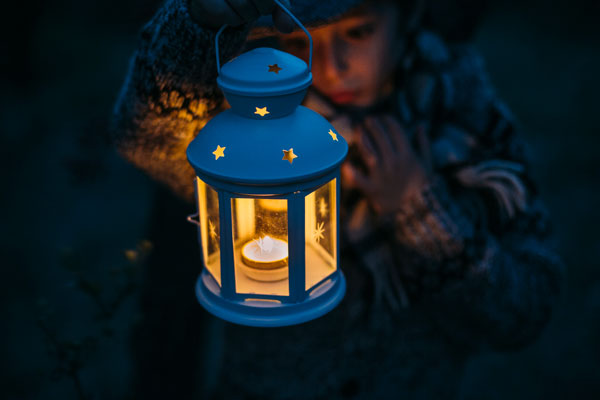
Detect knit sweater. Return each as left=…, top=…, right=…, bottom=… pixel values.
left=112, top=1, right=564, bottom=398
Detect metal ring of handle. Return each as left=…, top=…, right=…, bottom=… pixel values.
left=215, top=0, right=313, bottom=74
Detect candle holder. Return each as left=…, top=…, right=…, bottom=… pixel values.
left=186, top=0, right=348, bottom=327
left=241, top=235, right=289, bottom=281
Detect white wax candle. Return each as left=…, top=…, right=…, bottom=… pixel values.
left=242, top=235, right=288, bottom=264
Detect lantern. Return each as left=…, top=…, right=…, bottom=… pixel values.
left=186, top=3, right=348, bottom=327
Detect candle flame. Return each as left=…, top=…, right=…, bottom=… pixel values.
left=253, top=235, right=274, bottom=254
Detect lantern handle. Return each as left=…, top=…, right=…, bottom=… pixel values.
left=215, top=0, right=313, bottom=74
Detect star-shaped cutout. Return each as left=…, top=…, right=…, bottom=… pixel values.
left=318, top=197, right=328, bottom=218
left=208, top=219, right=218, bottom=242
left=328, top=129, right=338, bottom=141
left=313, top=221, right=325, bottom=243
left=254, top=107, right=270, bottom=117
left=268, top=64, right=282, bottom=74
left=212, top=145, right=225, bottom=160
left=282, top=148, right=298, bottom=164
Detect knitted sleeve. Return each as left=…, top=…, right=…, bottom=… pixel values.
left=392, top=175, right=563, bottom=351
left=390, top=31, right=564, bottom=350
left=111, top=0, right=248, bottom=201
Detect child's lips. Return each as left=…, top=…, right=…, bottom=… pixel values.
left=327, top=90, right=358, bottom=104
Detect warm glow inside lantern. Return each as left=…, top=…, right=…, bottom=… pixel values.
left=187, top=7, right=347, bottom=327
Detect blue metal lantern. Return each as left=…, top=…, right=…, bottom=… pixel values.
left=186, top=3, right=348, bottom=327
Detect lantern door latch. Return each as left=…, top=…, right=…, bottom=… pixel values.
left=187, top=212, right=200, bottom=226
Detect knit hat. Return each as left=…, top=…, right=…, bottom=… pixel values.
left=250, top=0, right=488, bottom=43
left=251, top=0, right=368, bottom=35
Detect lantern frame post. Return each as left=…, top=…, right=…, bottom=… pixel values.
left=217, top=190, right=235, bottom=298
left=288, top=191, right=306, bottom=302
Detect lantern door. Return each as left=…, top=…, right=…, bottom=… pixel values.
left=196, top=178, right=222, bottom=285
left=304, top=178, right=337, bottom=290
left=231, top=197, right=290, bottom=297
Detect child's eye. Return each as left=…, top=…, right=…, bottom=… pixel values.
left=282, top=38, right=308, bottom=51
left=345, top=23, right=376, bottom=40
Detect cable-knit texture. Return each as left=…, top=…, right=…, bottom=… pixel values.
left=111, top=1, right=564, bottom=398
left=112, top=0, right=249, bottom=200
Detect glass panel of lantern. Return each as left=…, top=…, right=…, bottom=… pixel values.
left=305, top=178, right=337, bottom=290
left=231, top=198, right=289, bottom=296
left=196, top=178, right=221, bottom=285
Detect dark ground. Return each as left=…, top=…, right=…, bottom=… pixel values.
left=1, top=0, right=599, bottom=398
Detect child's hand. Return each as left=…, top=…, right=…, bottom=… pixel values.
left=341, top=115, right=431, bottom=216
left=190, top=0, right=294, bottom=32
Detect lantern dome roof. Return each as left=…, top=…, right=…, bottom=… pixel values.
left=187, top=105, right=348, bottom=188
left=217, top=47, right=312, bottom=97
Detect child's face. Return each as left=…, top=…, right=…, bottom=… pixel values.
left=278, top=3, right=402, bottom=107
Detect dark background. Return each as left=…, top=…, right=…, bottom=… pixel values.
left=1, top=0, right=599, bottom=398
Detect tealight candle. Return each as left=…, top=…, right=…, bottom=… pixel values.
left=241, top=235, right=289, bottom=281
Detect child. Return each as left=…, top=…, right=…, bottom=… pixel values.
left=112, top=0, right=563, bottom=398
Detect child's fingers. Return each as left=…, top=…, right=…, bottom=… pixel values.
left=382, top=115, right=409, bottom=154
left=356, top=125, right=378, bottom=172
left=252, top=0, right=279, bottom=14
left=268, top=0, right=295, bottom=33
left=365, top=116, right=401, bottom=172
left=225, top=0, right=261, bottom=23
left=365, top=117, right=395, bottom=162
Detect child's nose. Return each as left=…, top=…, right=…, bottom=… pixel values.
left=316, top=37, right=348, bottom=83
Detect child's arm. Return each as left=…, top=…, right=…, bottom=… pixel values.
left=399, top=45, right=563, bottom=351
left=111, top=0, right=250, bottom=201
left=392, top=166, right=563, bottom=351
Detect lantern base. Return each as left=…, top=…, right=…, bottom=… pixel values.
left=195, top=270, right=346, bottom=327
